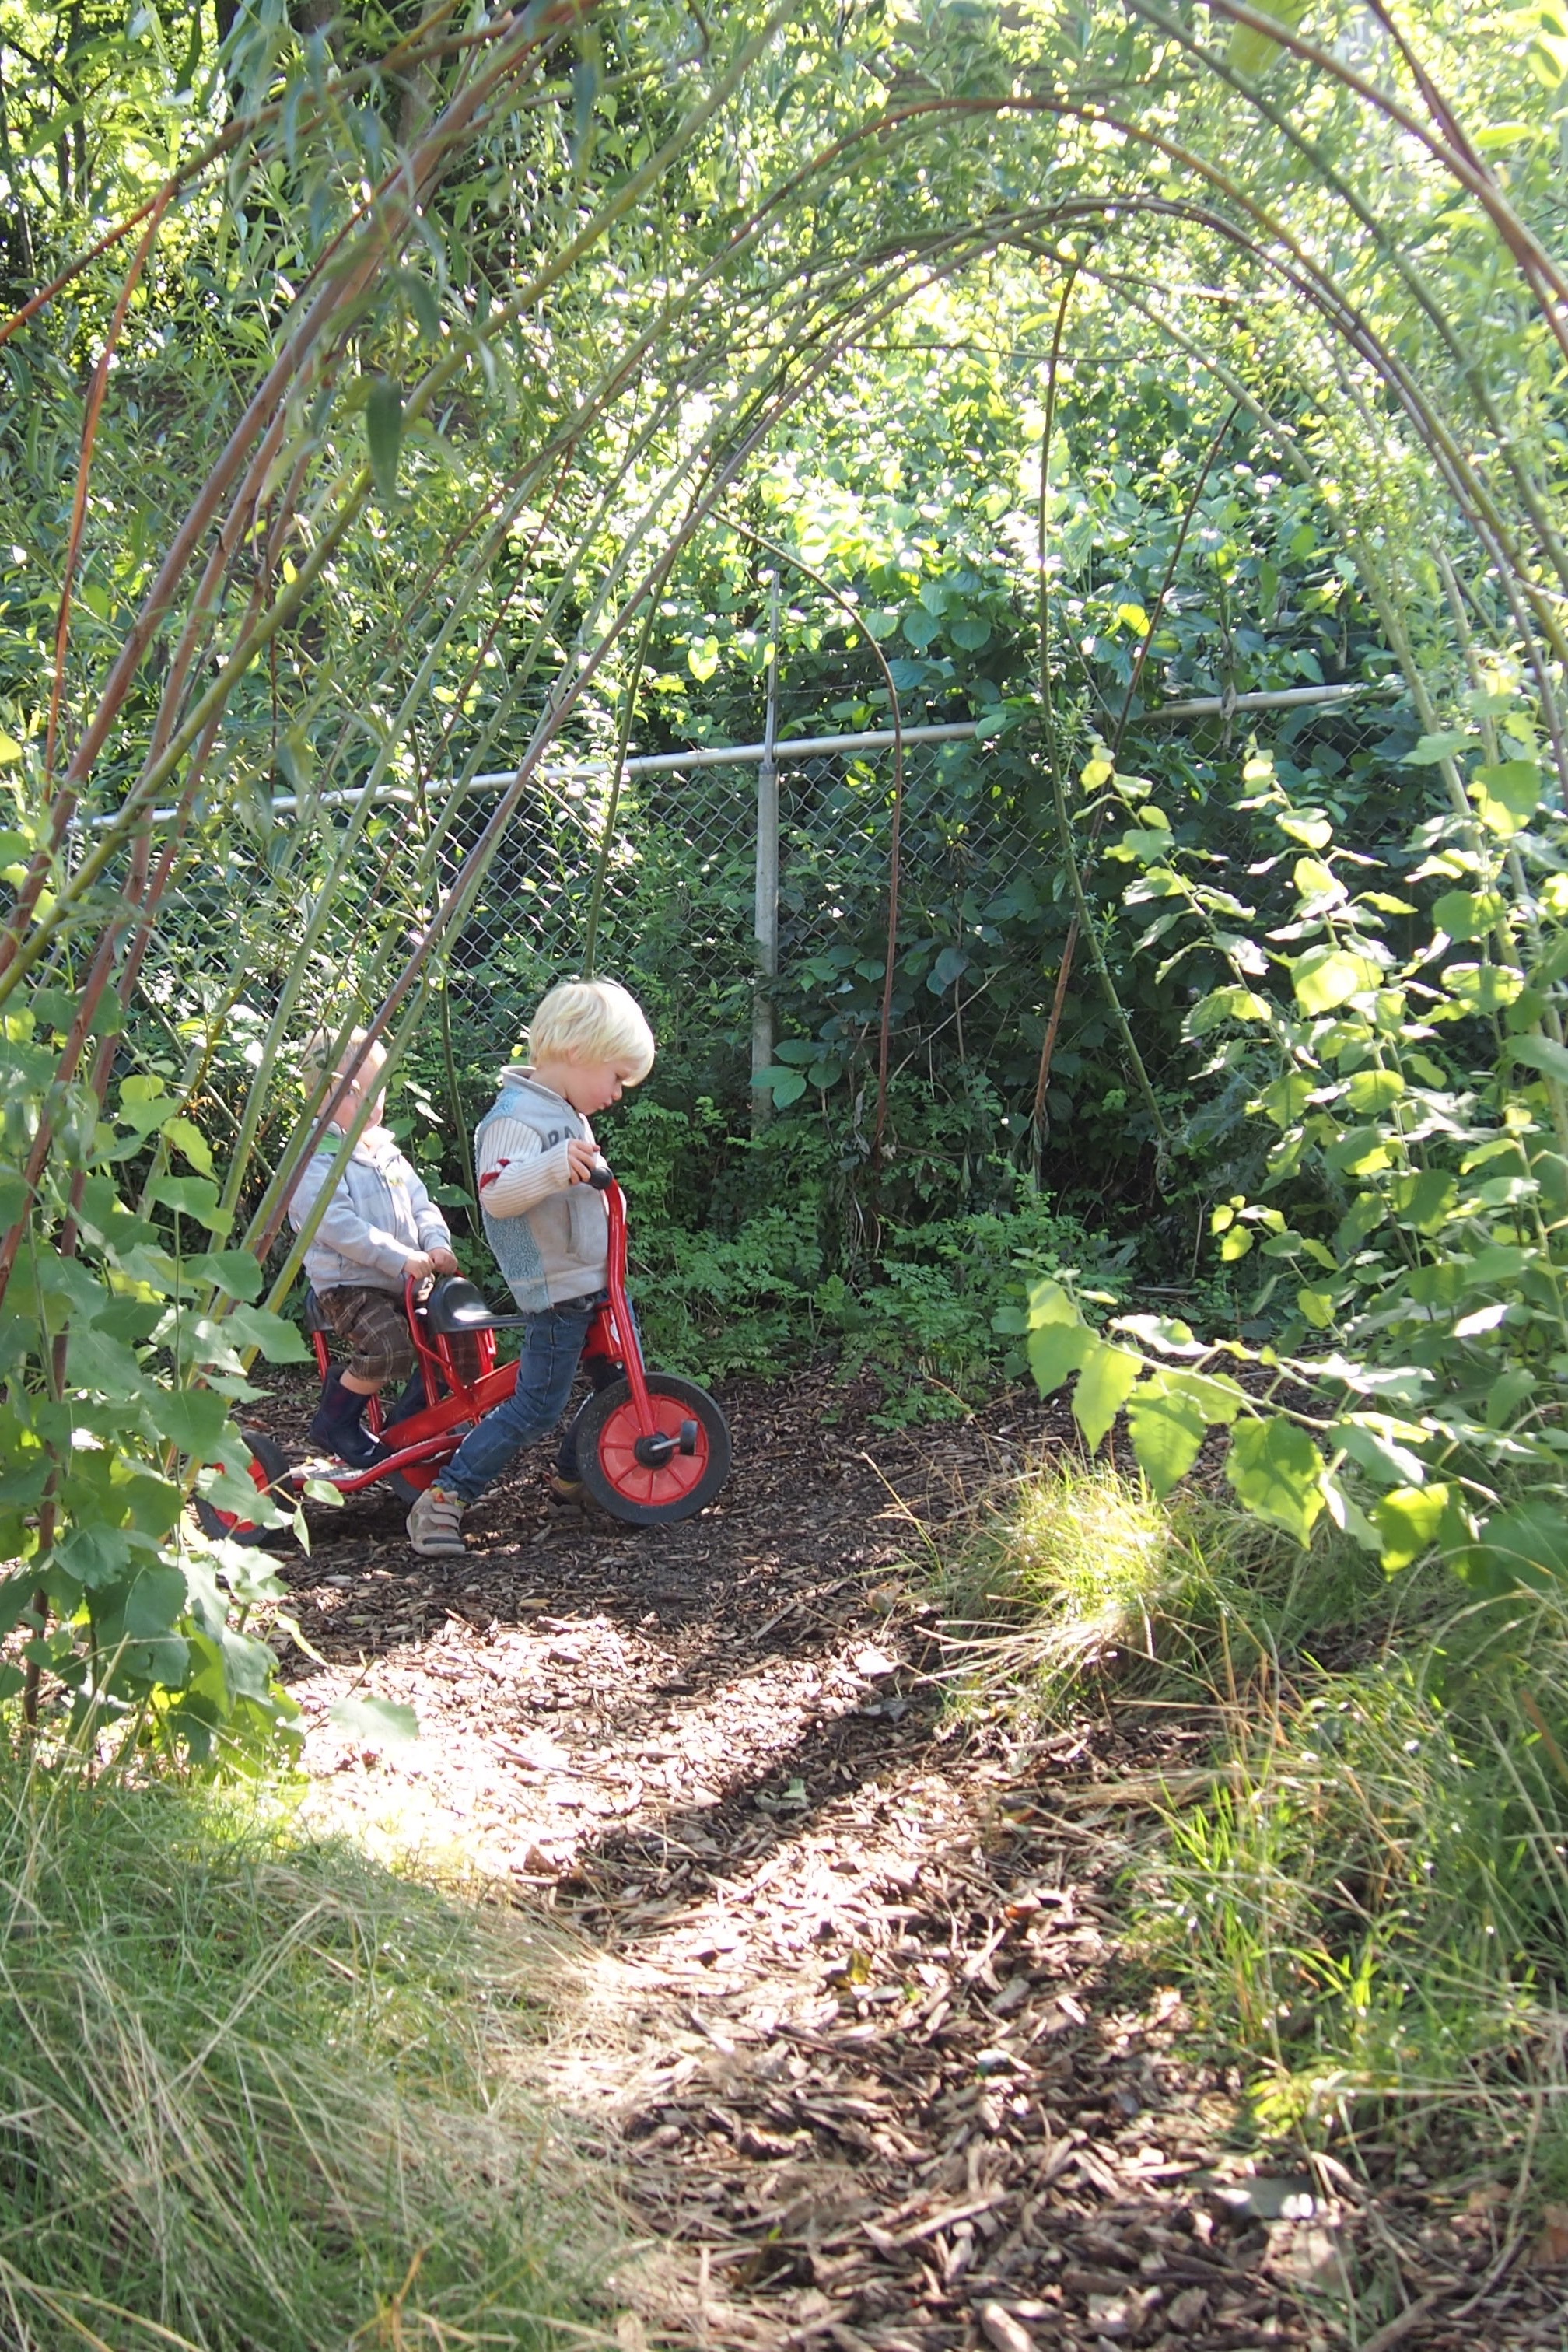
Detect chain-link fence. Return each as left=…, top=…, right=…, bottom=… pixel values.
left=108, top=674, right=1409, bottom=1188
left=432, top=679, right=1395, bottom=1090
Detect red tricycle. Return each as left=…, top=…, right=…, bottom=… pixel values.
left=200, top=1160, right=731, bottom=1542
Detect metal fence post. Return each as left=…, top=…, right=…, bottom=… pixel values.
left=751, top=574, right=781, bottom=1129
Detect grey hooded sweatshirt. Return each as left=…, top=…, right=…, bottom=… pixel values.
left=287, top=1126, right=452, bottom=1294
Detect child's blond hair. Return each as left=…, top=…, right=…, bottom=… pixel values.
left=516, top=981, right=655, bottom=1082
left=303, top=1025, right=386, bottom=1093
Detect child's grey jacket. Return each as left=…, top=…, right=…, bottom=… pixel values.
left=287, top=1127, right=452, bottom=1294
left=474, top=1070, right=608, bottom=1313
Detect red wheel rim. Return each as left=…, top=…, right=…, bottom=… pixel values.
left=209, top=1454, right=274, bottom=1537
left=596, top=1394, right=712, bottom=1508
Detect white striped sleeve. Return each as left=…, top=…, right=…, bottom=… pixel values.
left=476, top=1114, right=572, bottom=1219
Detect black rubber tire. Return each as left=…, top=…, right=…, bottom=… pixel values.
left=576, top=1373, right=731, bottom=1526
left=193, top=1429, right=296, bottom=1547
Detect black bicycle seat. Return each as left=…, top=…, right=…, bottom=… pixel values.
left=420, top=1275, right=527, bottom=1334
left=302, top=1286, right=331, bottom=1335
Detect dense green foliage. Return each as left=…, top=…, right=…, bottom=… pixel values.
left=0, top=0, right=1563, bottom=1744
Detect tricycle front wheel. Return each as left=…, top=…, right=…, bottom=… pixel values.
left=576, top=1374, right=730, bottom=1525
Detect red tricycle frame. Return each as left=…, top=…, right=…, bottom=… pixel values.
left=205, top=1164, right=730, bottom=1538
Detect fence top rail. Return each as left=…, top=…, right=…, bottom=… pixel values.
left=96, top=679, right=1381, bottom=831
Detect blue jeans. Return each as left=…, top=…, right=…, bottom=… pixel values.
left=439, top=1293, right=619, bottom=1503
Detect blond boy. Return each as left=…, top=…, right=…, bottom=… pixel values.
left=406, top=980, right=654, bottom=1557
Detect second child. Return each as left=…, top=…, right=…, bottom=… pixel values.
left=404, top=979, right=655, bottom=1558
left=288, top=1028, right=460, bottom=1468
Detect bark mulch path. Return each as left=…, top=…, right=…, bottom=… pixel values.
left=248, top=1370, right=1566, bottom=2352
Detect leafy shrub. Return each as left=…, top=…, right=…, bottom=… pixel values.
left=631, top=1203, right=827, bottom=1380
left=823, top=1190, right=1132, bottom=1422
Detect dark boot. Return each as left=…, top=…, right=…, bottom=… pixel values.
left=308, top=1367, right=379, bottom=1468
left=380, top=1367, right=431, bottom=1433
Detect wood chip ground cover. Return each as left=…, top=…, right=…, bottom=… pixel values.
left=250, top=1371, right=1566, bottom=2351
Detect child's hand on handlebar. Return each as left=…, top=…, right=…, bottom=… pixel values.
left=404, top=1251, right=436, bottom=1280
left=565, top=1139, right=601, bottom=1184
left=428, top=1245, right=460, bottom=1274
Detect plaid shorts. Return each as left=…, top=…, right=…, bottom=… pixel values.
left=314, top=1285, right=416, bottom=1384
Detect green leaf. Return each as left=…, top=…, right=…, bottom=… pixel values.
left=124, top=1564, right=189, bottom=1639
left=65, top=1325, right=146, bottom=1399
left=1276, top=810, right=1332, bottom=849
left=927, top=946, right=969, bottom=996
left=148, top=1177, right=233, bottom=1233
left=1510, top=1033, right=1568, bottom=1086
left=1445, top=961, right=1524, bottom=1014
left=1167, top=1368, right=1244, bottom=1425
left=1225, top=1418, right=1325, bottom=1543
left=1126, top=1380, right=1208, bottom=1497
left=162, top=1116, right=214, bottom=1177
left=218, top=1304, right=312, bottom=1363
left=1324, top=1127, right=1392, bottom=1178
left=1433, top=888, right=1506, bottom=943
left=330, top=1693, right=419, bottom=1745
left=1345, top=1069, right=1405, bottom=1113
left=758, top=1067, right=807, bottom=1107
left=1258, top=1072, right=1312, bottom=1129
left=187, top=1249, right=264, bottom=1302
left=365, top=375, right=404, bottom=503
left=948, top=614, right=991, bottom=650
left=1457, top=1499, right=1568, bottom=1597
left=1332, top=1418, right=1427, bottom=1489
left=1402, top=729, right=1472, bottom=767
left=1375, top=1481, right=1461, bottom=1573
left=1292, top=946, right=1382, bottom=1014
left=1388, top=1171, right=1457, bottom=1232
left=1072, top=1341, right=1141, bottom=1451
left=1027, top=1319, right=1093, bottom=1395
left=1025, top=1280, right=1080, bottom=1328
left=1471, top=759, right=1542, bottom=838
left=687, top=635, right=719, bottom=682
left=1229, top=0, right=1309, bottom=73
left=152, top=1386, right=229, bottom=1458
left=55, top=1524, right=136, bottom=1589
left=1188, top=985, right=1272, bottom=1037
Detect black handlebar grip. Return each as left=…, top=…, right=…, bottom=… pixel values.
left=589, top=1156, right=613, bottom=1190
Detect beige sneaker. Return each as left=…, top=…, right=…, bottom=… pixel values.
left=407, top=1482, right=468, bottom=1557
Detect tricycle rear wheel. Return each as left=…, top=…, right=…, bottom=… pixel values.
left=576, top=1374, right=730, bottom=1525
left=193, top=1429, right=295, bottom=1547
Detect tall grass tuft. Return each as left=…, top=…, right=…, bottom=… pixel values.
left=942, top=1454, right=1568, bottom=2192
left=940, top=1454, right=1395, bottom=1717
left=0, top=1764, right=604, bottom=2350
left=1135, top=1603, right=1568, bottom=2188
